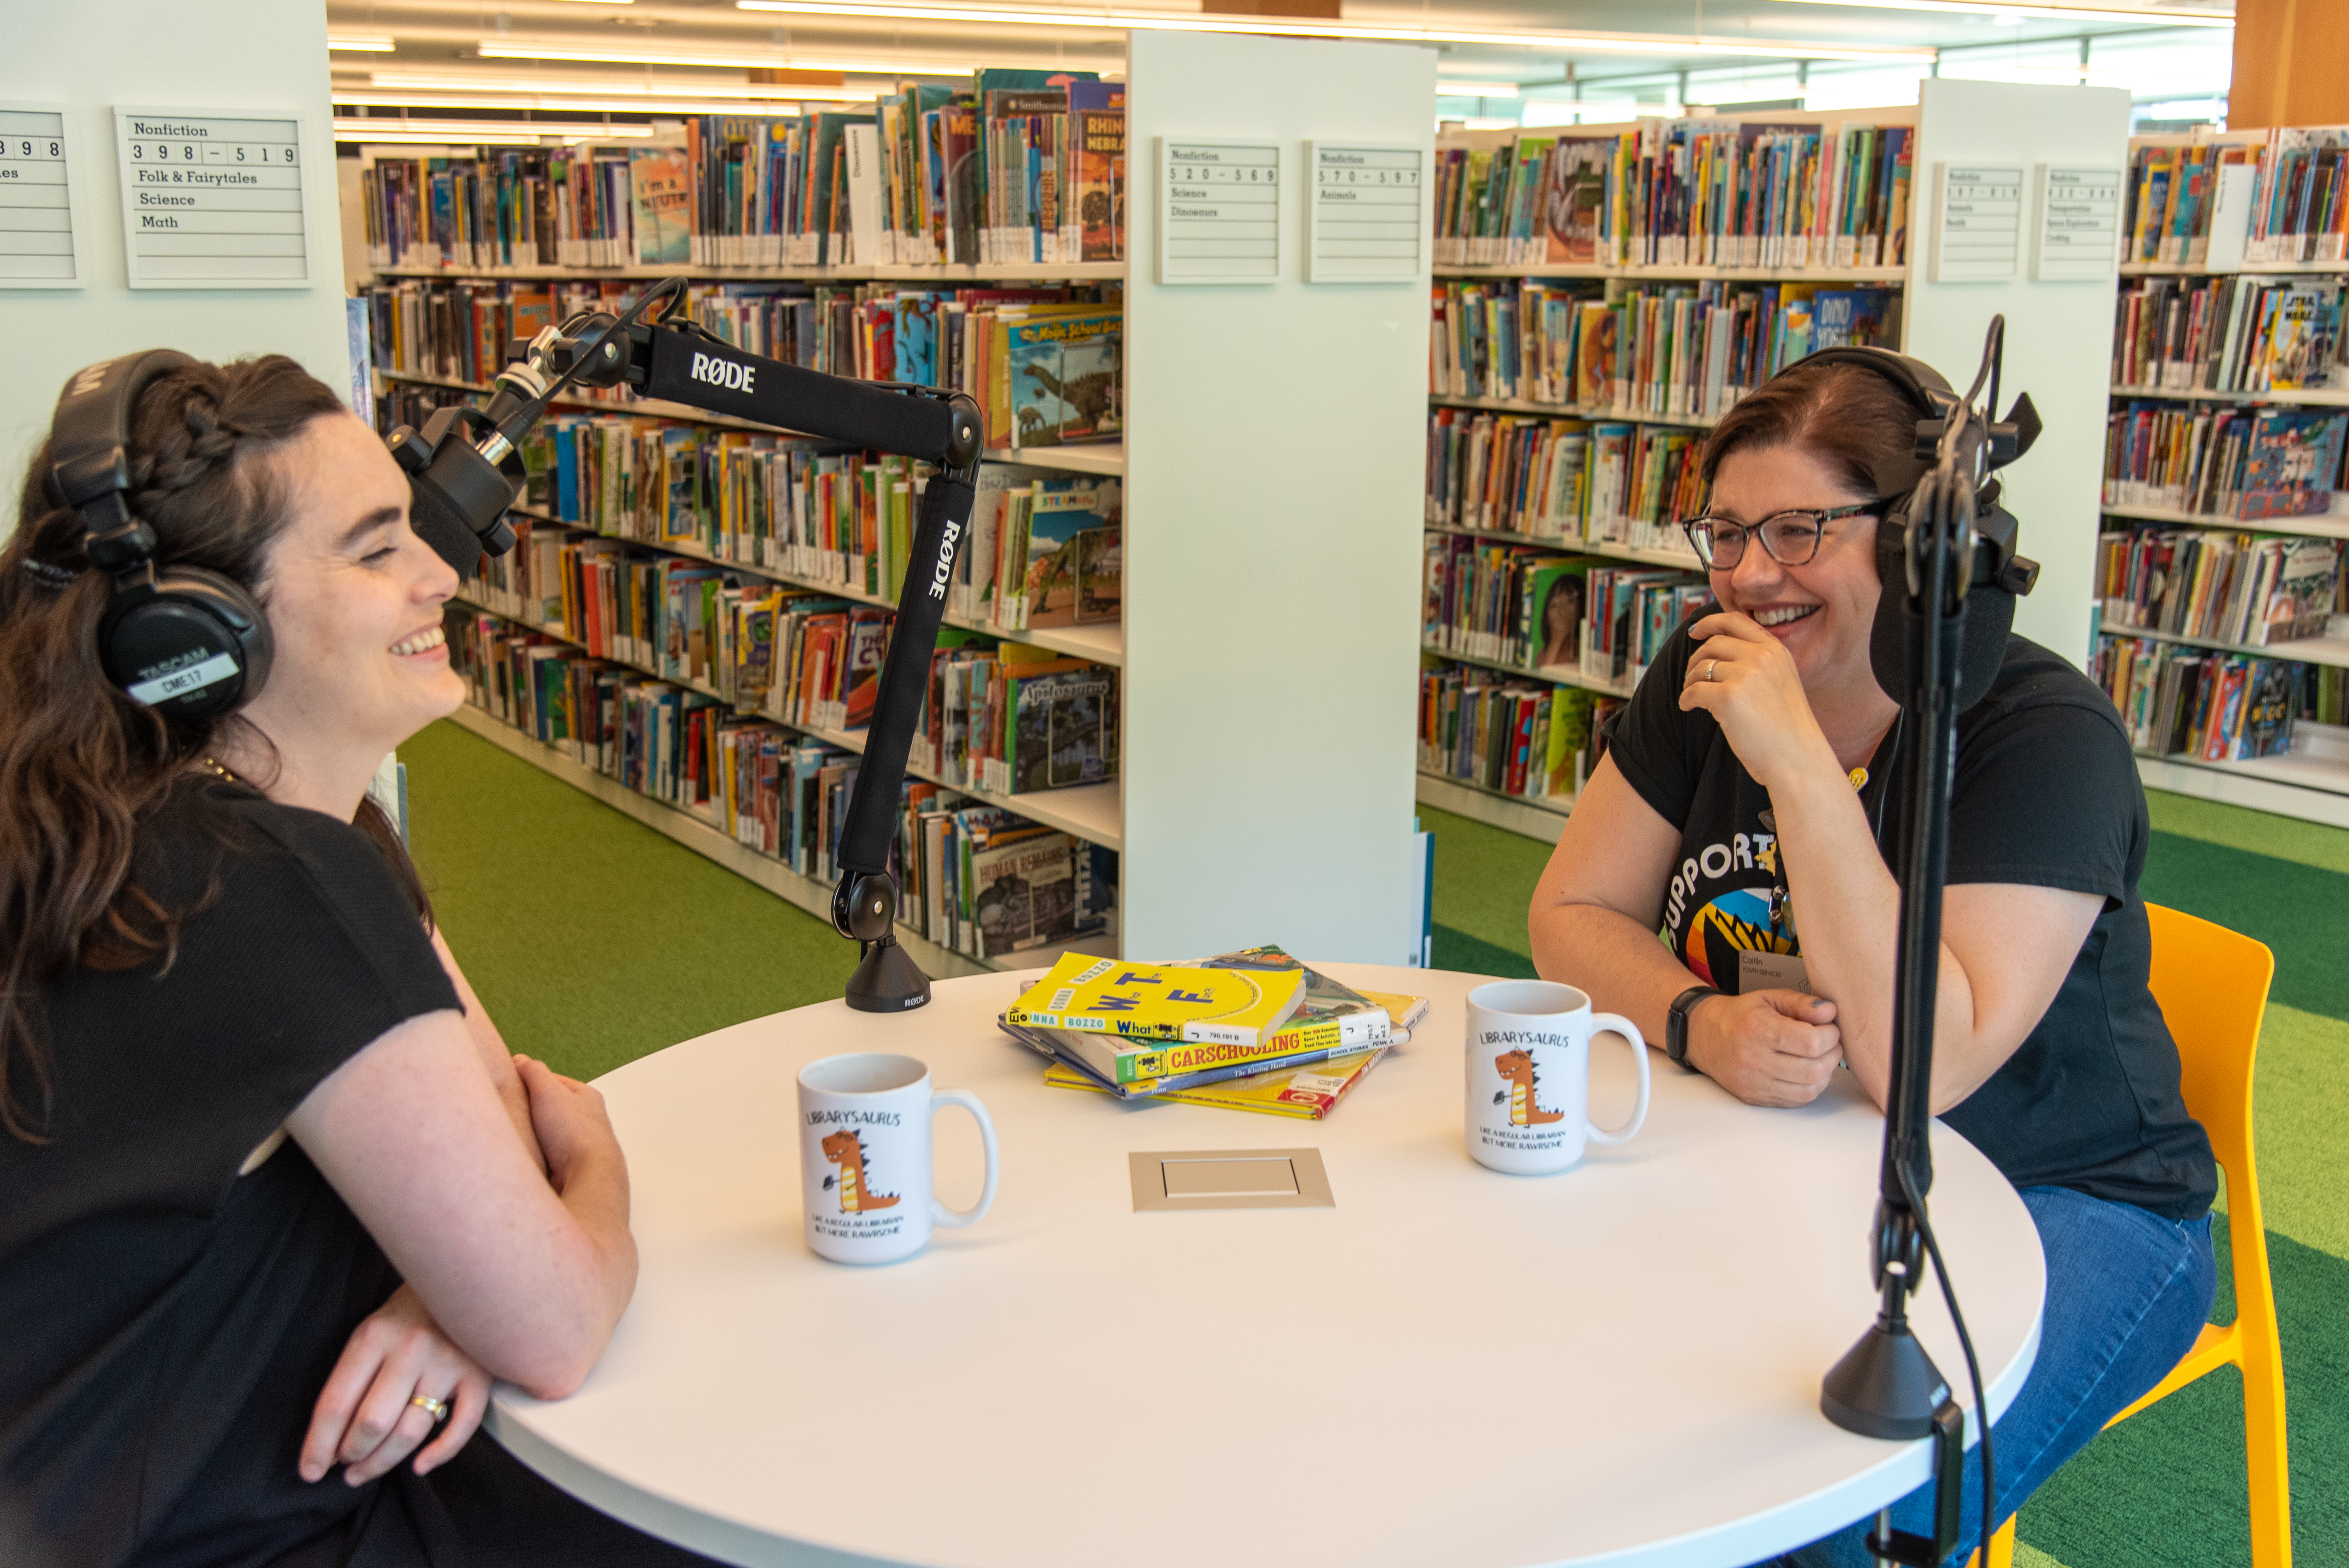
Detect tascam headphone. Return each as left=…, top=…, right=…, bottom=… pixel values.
left=43, top=350, right=272, bottom=720
left=1759, top=344, right=2039, bottom=712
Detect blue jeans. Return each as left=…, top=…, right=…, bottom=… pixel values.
left=1786, top=1185, right=2216, bottom=1568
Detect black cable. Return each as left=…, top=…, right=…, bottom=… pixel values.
left=1898, top=1161, right=1997, bottom=1566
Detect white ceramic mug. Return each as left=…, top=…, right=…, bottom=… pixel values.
left=797, top=1053, right=1000, bottom=1265
left=1464, top=979, right=1651, bottom=1175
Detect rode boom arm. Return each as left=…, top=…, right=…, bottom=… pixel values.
left=390, top=277, right=982, bottom=1012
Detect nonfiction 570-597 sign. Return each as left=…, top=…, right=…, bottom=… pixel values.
left=113, top=107, right=312, bottom=289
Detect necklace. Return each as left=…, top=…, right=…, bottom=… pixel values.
left=199, top=757, right=242, bottom=785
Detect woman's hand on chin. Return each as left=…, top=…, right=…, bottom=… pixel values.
left=299, top=1284, right=490, bottom=1486
left=1678, top=610, right=1838, bottom=790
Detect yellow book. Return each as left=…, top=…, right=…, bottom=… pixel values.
left=1045, top=1046, right=1390, bottom=1120
left=1006, top=953, right=1306, bottom=1066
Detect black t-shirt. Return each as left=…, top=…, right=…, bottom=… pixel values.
left=0, top=778, right=461, bottom=1568
left=1607, top=623, right=2216, bottom=1221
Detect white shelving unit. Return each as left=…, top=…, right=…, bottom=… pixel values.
left=366, top=28, right=1434, bottom=968
left=2095, top=132, right=2349, bottom=827
left=1419, top=79, right=2134, bottom=844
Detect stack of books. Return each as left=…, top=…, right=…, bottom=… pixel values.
left=1000, top=946, right=1428, bottom=1121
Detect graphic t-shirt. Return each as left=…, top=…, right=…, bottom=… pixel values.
left=1606, top=623, right=2217, bottom=1221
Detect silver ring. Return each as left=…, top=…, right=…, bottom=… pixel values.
left=1704, top=659, right=1720, bottom=683
left=411, top=1393, right=451, bottom=1422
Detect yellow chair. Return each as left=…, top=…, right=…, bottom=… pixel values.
left=1974, top=902, right=2291, bottom=1568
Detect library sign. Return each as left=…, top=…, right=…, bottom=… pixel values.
left=1304, top=141, right=1424, bottom=284
left=113, top=108, right=313, bottom=289
left=0, top=102, right=82, bottom=287
left=1157, top=138, right=1281, bottom=285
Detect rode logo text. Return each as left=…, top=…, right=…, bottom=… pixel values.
left=927, top=519, right=962, bottom=601
left=689, top=351, right=756, bottom=394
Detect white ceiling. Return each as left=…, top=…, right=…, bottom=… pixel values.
left=324, top=0, right=2236, bottom=118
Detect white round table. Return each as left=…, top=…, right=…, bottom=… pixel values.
left=488, top=964, right=2043, bottom=1568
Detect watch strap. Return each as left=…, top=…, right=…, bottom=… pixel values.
left=1667, top=985, right=1721, bottom=1072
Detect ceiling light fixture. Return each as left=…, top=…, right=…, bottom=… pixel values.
left=1436, top=81, right=1521, bottom=97
left=476, top=42, right=977, bottom=74
left=1772, top=0, right=2232, bottom=26
left=327, top=35, right=397, bottom=51
left=731, top=0, right=1939, bottom=62
left=370, top=72, right=885, bottom=101
left=333, top=117, right=660, bottom=144
left=337, top=91, right=877, bottom=115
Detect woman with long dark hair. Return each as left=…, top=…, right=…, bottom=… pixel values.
left=0, top=354, right=714, bottom=1566
left=1529, top=355, right=2217, bottom=1567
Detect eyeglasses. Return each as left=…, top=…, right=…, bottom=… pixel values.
left=1680, top=502, right=1880, bottom=570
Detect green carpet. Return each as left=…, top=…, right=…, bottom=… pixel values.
left=401, top=720, right=858, bottom=1082
left=403, top=719, right=2344, bottom=1565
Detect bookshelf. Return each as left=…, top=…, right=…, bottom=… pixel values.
left=358, top=28, right=1433, bottom=968
left=2087, top=126, right=2349, bottom=827
left=1417, top=80, right=2135, bottom=844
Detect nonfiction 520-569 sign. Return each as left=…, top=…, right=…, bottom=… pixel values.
left=113, top=107, right=312, bottom=289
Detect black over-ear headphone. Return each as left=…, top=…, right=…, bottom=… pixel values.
left=45, top=350, right=273, bottom=720
left=1765, top=345, right=2037, bottom=713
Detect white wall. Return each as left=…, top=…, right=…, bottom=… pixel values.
left=1124, top=30, right=1432, bottom=964
left=0, top=0, right=348, bottom=527
left=1908, top=79, right=2131, bottom=668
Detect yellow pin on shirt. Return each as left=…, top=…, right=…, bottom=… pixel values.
left=1849, top=767, right=1868, bottom=791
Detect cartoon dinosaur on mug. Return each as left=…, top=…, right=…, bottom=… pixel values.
left=820, top=1130, right=900, bottom=1213
left=1493, top=1047, right=1566, bottom=1126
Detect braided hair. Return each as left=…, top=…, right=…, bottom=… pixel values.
left=0, top=355, right=426, bottom=1142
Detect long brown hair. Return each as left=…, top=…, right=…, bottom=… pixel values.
left=0, top=354, right=430, bottom=1141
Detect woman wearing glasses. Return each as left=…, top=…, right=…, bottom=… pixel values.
left=1527, top=355, right=2216, bottom=1568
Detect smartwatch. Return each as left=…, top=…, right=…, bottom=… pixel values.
left=1666, top=985, right=1721, bottom=1074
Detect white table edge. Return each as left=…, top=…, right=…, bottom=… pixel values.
left=486, top=963, right=2047, bottom=1568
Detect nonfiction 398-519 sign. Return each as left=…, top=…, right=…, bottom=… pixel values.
left=113, top=107, right=311, bottom=289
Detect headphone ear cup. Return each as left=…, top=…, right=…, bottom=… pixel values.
left=100, top=566, right=272, bottom=719
left=1869, top=492, right=2018, bottom=714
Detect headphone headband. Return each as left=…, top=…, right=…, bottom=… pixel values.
left=48, top=350, right=199, bottom=540
left=1775, top=345, right=1960, bottom=507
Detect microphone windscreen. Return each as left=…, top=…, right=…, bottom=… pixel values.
left=409, top=471, right=486, bottom=578
left=1870, top=575, right=2015, bottom=714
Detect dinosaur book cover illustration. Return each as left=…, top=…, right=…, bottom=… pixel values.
left=1020, top=477, right=1122, bottom=627
left=1006, top=954, right=1307, bottom=1058
left=1007, top=310, right=1124, bottom=447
